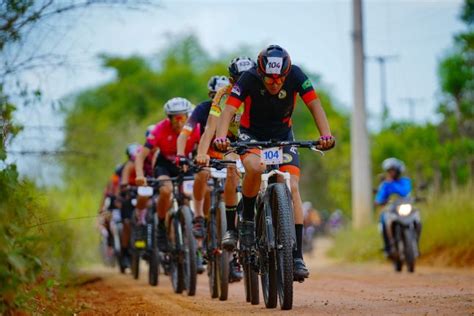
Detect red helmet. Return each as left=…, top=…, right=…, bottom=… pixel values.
left=257, top=45, right=292, bottom=77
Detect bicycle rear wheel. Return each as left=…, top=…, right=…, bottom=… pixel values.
left=242, top=251, right=259, bottom=305
left=271, top=183, right=294, bottom=310
left=131, top=251, right=140, bottom=280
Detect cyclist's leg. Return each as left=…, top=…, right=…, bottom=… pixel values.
left=279, top=143, right=309, bottom=279
left=121, top=198, right=134, bottom=249
left=222, top=153, right=241, bottom=250
left=224, top=153, right=240, bottom=230
left=241, top=154, right=265, bottom=220
left=193, top=169, right=209, bottom=217
left=192, top=169, right=209, bottom=239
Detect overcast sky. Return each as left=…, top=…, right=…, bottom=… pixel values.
left=7, top=0, right=466, bottom=182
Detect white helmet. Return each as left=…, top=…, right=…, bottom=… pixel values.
left=145, top=124, right=155, bottom=137
left=207, top=75, right=230, bottom=93
left=164, top=97, right=193, bottom=116
left=382, top=157, right=405, bottom=173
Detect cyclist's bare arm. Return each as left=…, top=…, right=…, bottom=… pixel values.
left=215, top=105, right=237, bottom=139
left=120, top=161, right=134, bottom=186
left=197, top=114, right=218, bottom=156
left=306, top=98, right=331, bottom=136
left=151, top=148, right=159, bottom=169
left=177, top=131, right=188, bottom=156
left=135, top=146, right=151, bottom=179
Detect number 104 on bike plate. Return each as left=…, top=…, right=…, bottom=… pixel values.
left=261, top=147, right=283, bottom=165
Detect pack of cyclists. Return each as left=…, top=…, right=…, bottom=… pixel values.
left=97, top=45, right=336, bottom=307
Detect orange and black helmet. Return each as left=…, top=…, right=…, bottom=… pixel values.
left=257, top=45, right=292, bottom=78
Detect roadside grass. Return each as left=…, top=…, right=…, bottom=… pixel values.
left=47, top=183, right=102, bottom=266
left=329, top=186, right=474, bottom=267
left=0, top=166, right=75, bottom=314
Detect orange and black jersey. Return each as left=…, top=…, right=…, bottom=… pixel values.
left=226, top=65, right=318, bottom=139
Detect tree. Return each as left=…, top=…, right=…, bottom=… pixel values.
left=438, top=0, right=474, bottom=138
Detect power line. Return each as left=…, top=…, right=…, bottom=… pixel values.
left=7, top=149, right=97, bottom=157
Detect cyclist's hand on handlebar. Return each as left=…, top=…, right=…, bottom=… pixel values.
left=213, top=137, right=230, bottom=152
left=317, top=135, right=336, bottom=150
left=196, top=153, right=210, bottom=166
left=119, top=184, right=128, bottom=198
left=135, top=176, right=147, bottom=186
left=175, top=155, right=190, bottom=172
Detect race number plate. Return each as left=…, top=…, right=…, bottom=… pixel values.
left=183, top=180, right=194, bottom=197
left=137, top=186, right=153, bottom=197
left=261, top=147, right=283, bottom=165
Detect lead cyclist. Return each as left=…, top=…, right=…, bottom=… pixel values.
left=214, top=45, right=335, bottom=280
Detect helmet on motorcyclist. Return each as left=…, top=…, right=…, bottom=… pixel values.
left=382, top=157, right=405, bottom=177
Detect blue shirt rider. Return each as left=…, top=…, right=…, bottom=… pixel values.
left=375, top=158, right=412, bottom=257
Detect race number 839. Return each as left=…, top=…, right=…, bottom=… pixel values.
left=261, top=147, right=283, bottom=165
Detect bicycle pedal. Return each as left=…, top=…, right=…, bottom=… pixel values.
left=293, top=276, right=305, bottom=283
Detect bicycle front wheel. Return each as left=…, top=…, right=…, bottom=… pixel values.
left=271, top=183, right=295, bottom=310
left=256, top=198, right=277, bottom=308
left=217, top=202, right=229, bottom=301
left=169, top=216, right=184, bottom=294
left=179, top=205, right=197, bottom=296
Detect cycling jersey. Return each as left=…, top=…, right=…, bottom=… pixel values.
left=183, top=100, right=211, bottom=136
left=375, top=177, right=412, bottom=205
left=210, top=84, right=243, bottom=138
left=145, top=118, right=200, bottom=161
left=226, top=65, right=318, bottom=139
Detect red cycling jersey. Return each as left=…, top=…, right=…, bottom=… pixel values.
left=145, top=118, right=200, bottom=161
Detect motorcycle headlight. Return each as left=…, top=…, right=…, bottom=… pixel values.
left=397, top=204, right=412, bottom=216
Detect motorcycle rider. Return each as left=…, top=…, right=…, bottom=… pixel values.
left=375, top=158, right=412, bottom=258
left=213, top=45, right=335, bottom=280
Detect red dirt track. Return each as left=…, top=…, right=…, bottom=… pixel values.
left=75, top=239, right=474, bottom=315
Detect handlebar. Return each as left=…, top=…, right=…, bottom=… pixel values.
left=229, top=139, right=335, bottom=152
left=145, top=175, right=195, bottom=186
left=229, top=140, right=320, bottom=149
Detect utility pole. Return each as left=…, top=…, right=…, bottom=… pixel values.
left=400, top=97, right=423, bottom=121
left=367, top=55, right=398, bottom=127
left=351, top=0, right=372, bottom=229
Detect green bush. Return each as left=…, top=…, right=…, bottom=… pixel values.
left=0, top=165, right=74, bottom=313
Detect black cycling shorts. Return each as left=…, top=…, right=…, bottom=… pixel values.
left=154, top=154, right=193, bottom=178
left=238, top=128, right=300, bottom=176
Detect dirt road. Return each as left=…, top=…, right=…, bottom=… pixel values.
left=74, top=238, right=474, bottom=315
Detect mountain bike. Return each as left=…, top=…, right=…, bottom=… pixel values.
left=230, top=140, right=329, bottom=310
left=146, top=172, right=197, bottom=296
left=129, top=186, right=160, bottom=286
left=200, top=159, right=238, bottom=301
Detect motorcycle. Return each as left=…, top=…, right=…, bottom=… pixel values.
left=383, top=197, right=421, bottom=273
